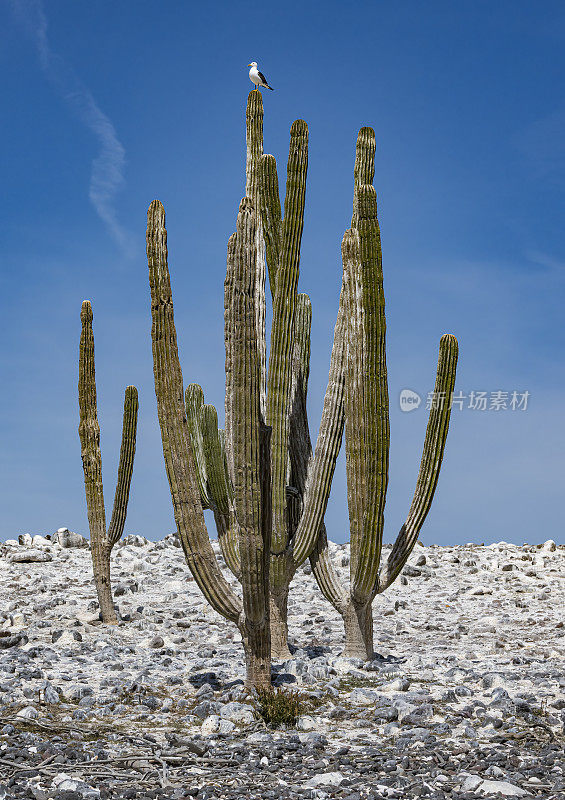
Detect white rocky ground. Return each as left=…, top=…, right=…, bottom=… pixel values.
left=0, top=532, right=563, bottom=800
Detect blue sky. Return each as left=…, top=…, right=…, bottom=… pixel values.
left=1, top=0, right=564, bottom=545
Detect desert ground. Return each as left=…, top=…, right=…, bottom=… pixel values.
left=0, top=533, right=563, bottom=799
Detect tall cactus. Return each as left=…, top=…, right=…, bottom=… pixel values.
left=187, top=90, right=347, bottom=659
left=147, top=198, right=272, bottom=690
left=308, top=127, right=459, bottom=658
left=78, top=301, right=138, bottom=624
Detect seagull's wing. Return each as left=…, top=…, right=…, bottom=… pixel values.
left=258, top=70, right=274, bottom=90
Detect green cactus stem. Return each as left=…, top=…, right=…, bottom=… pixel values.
left=246, top=89, right=267, bottom=417
left=147, top=198, right=271, bottom=690
left=309, top=127, right=458, bottom=659
left=78, top=301, right=138, bottom=624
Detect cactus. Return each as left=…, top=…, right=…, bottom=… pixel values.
left=308, top=127, right=459, bottom=658
left=78, top=301, right=138, bottom=624
left=147, top=198, right=272, bottom=690
left=168, top=92, right=457, bottom=663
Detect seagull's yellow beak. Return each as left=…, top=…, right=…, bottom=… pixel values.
left=248, top=63, right=252, bottom=67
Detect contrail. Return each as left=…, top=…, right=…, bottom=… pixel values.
left=10, top=0, right=134, bottom=257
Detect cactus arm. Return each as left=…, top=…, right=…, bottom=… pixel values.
left=378, top=334, right=458, bottom=591
left=147, top=200, right=242, bottom=625
left=201, top=402, right=241, bottom=578
left=309, top=524, right=349, bottom=614
left=266, top=119, right=309, bottom=560
left=292, top=277, right=347, bottom=567
left=201, top=403, right=231, bottom=518
left=259, top=154, right=282, bottom=295
left=292, top=292, right=312, bottom=404
left=185, top=384, right=210, bottom=509
left=229, top=196, right=271, bottom=689
left=351, top=184, right=390, bottom=605
left=246, top=90, right=267, bottom=418
left=287, top=292, right=312, bottom=498
left=107, top=385, right=139, bottom=549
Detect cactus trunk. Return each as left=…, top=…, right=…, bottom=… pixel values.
left=308, top=127, right=458, bottom=660
left=78, top=301, right=138, bottom=625
left=147, top=197, right=272, bottom=690
left=91, top=543, right=115, bottom=623
left=342, top=600, right=373, bottom=660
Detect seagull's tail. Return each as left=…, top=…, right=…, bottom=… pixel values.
left=267, top=85, right=274, bottom=91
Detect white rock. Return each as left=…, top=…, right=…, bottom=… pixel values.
left=52, top=529, right=89, bottom=548
left=17, top=706, right=39, bottom=719
left=349, top=687, right=380, bottom=705
left=478, top=779, right=528, bottom=797
left=460, top=775, right=482, bottom=791
left=219, top=702, right=254, bottom=725
left=3, top=612, right=25, bottom=630
left=53, top=630, right=78, bottom=648
left=200, top=715, right=235, bottom=736
left=52, top=774, right=100, bottom=798
left=305, top=772, right=345, bottom=788
left=296, top=715, right=318, bottom=731
left=120, top=534, right=149, bottom=547
left=4, top=539, right=18, bottom=546
left=9, top=550, right=52, bottom=563
left=385, top=677, right=411, bottom=692
left=542, top=539, right=557, bottom=552
left=18, top=534, right=33, bottom=546
left=331, top=657, right=365, bottom=675
left=31, top=535, right=51, bottom=548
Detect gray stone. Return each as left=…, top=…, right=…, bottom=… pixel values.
left=51, top=528, right=89, bottom=548
left=219, top=701, right=254, bottom=724
left=44, top=684, right=60, bottom=704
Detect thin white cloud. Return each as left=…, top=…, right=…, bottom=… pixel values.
left=525, top=249, right=565, bottom=273
left=10, top=0, right=133, bottom=257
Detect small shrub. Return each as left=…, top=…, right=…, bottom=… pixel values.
left=255, top=688, right=302, bottom=727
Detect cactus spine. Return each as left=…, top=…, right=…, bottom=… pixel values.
left=309, top=127, right=459, bottom=658
left=78, top=301, right=138, bottom=624
left=147, top=198, right=272, bottom=690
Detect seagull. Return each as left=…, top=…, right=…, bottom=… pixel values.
left=248, top=62, right=274, bottom=91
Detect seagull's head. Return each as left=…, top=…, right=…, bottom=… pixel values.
left=248, top=62, right=258, bottom=68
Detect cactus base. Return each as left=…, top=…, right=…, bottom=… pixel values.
left=341, top=600, right=373, bottom=660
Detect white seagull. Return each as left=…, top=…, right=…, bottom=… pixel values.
left=248, top=61, right=274, bottom=91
